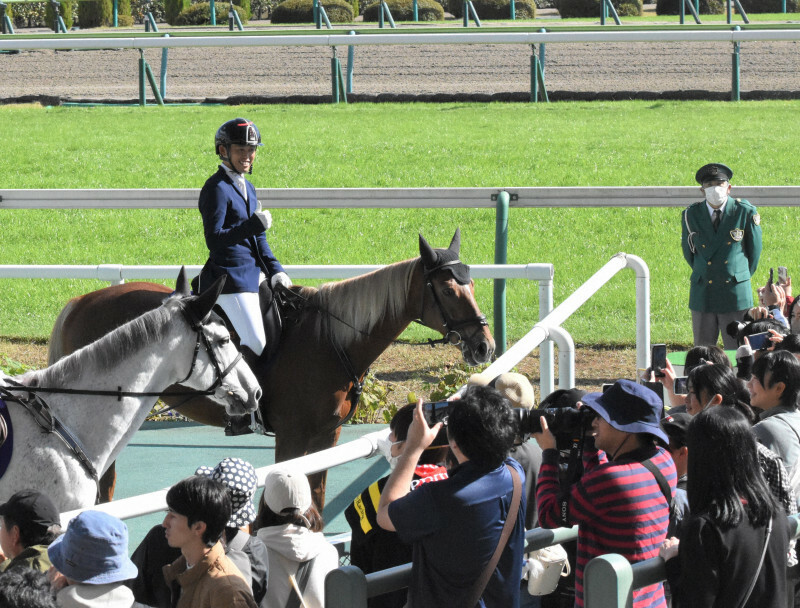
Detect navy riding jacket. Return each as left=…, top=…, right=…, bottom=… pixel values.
left=198, top=167, right=284, bottom=294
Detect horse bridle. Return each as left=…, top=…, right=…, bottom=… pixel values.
left=418, top=259, right=489, bottom=347
left=0, top=303, right=245, bottom=494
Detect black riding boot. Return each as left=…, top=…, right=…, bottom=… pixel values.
left=224, top=346, right=263, bottom=437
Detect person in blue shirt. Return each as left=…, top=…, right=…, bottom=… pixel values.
left=376, top=387, right=525, bottom=608
left=197, top=118, right=291, bottom=369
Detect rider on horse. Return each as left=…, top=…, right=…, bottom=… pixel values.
left=198, top=118, right=291, bottom=434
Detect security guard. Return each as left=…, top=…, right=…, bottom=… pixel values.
left=681, top=163, right=762, bottom=349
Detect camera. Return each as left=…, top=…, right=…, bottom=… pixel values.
left=674, top=376, right=689, bottom=394
left=748, top=331, right=771, bottom=351
left=422, top=400, right=452, bottom=426
left=512, top=407, right=594, bottom=441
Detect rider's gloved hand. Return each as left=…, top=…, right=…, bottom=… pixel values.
left=271, top=272, right=292, bottom=290
left=253, top=201, right=272, bottom=231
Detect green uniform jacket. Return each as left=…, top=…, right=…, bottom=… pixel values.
left=681, top=197, right=762, bottom=313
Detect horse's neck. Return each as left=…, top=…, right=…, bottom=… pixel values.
left=343, top=260, right=425, bottom=371
left=30, top=318, right=189, bottom=476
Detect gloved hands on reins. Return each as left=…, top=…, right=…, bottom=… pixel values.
left=253, top=201, right=272, bottom=231
left=271, top=272, right=292, bottom=290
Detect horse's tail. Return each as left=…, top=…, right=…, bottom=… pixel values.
left=48, top=299, right=77, bottom=365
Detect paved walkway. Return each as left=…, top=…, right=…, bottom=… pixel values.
left=115, top=421, right=388, bottom=554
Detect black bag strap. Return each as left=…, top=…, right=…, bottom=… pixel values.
left=464, top=464, right=522, bottom=608
left=285, top=554, right=318, bottom=608
left=738, top=517, right=772, bottom=608
left=641, top=457, right=672, bottom=506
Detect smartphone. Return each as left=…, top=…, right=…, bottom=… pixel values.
left=674, top=376, right=689, bottom=394
left=602, top=383, right=614, bottom=393
left=748, top=331, right=771, bottom=351
left=422, top=401, right=452, bottom=425
left=778, top=266, right=789, bottom=285
left=642, top=381, right=664, bottom=404
left=651, top=343, right=667, bottom=378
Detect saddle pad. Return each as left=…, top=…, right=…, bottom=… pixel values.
left=0, top=398, right=13, bottom=480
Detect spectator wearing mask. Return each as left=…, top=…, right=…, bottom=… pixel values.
left=377, top=388, right=526, bottom=608
left=345, top=403, right=449, bottom=608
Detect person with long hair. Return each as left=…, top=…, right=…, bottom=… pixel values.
left=660, top=407, right=790, bottom=608
left=254, top=467, right=338, bottom=608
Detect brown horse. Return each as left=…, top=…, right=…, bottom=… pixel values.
left=47, top=230, right=495, bottom=509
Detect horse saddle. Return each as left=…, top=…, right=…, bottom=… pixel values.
left=189, top=276, right=299, bottom=366
left=0, top=397, right=13, bottom=480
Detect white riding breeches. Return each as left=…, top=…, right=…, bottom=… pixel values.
left=217, top=291, right=266, bottom=356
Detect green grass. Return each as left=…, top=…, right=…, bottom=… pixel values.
left=1, top=101, right=799, bottom=347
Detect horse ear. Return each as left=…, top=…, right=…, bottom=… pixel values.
left=419, top=233, right=436, bottom=268
left=186, top=275, right=226, bottom=322
left=175, top=266, right=191, bottom=297
left=448, top=228, right=461, bottom=255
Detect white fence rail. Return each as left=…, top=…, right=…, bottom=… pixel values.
left=2, top=186, right=799, bottom=209
left=2, top=30, right=800, bottom=52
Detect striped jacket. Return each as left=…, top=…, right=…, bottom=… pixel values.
left=537, top=445, right=677, bottom=608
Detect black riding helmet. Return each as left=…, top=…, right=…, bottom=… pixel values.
left=215, top=118, right=263, bottom=174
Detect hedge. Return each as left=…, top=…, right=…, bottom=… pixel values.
left=655, top=0, right=723, bottom=13
left=271, top=0, right=353, bottom=22
left=164, top=0, right=190, bottom=22
left=363, top=0, right=444, bottom=19
left=557, top=0, right=640, bottom=18
left=77, top=0, right=131, bottom=26
left=446, top=0, right=533, bottom=18
left=175, top=1, right=248, bottom=23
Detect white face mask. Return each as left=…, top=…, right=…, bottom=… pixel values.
left=704, top=185, right=728, bottom=208
left=376, top=436, right=402, bottom=471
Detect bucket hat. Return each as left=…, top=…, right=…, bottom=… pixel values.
left=580, top=379, right=669, bottom=444
left=262, top=466, right=311, bottom=515
left=196, top=457, right=258, bottom=528
left=48, top=510, right=138, bottom=584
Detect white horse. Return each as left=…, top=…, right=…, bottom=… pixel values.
left=0, top=275, right=261, bottom=511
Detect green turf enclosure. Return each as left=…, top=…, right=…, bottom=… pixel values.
left=175, top=0, right=248, bottom=24
left=557, top=0, right=641, bottom=17
left=270, top=0, right=353, bottom=21
left=655, top=0, right=723, bottom=14
left=363, top=0, right=444, bottom=20
left=446, top=0, right=534, bottom=18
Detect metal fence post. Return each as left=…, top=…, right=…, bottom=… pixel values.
left=210, top=0, right=216, bottom=25
left=585, top=554, right=634, bottom=608
left=160, top=34, right=169, bottom=99
left=325, top=566, right=369, bottom=608
left=413, top=0, right=418, bottom=20
left=494, top=191, right=509, bottom=356
left=138, top=49, right=146, bottom=106
left=732, top=25, right=740, bottom=101
left=346, top=30, right=355, bottom=93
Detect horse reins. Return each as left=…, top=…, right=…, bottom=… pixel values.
left=0, top=303, right=245, bottom=490
left=416, top=259, right=489, bottom=347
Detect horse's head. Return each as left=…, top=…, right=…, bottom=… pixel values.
left=418, top=229, right=495, bottom=365
left=173, top=275, right=262, bottom=416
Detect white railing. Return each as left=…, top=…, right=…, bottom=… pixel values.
left=2, top=186, right=799, bottom=209
left=2, top=30, right=800, bottom=53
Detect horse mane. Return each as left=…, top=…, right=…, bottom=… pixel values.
left=29, top=300, right=178, bottom=387
left=312, top=258, right=419, bottom=348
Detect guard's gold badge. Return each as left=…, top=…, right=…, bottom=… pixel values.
left=753, top=214, right=761, bottom=226
left=730, top=229, right=744, bottom=242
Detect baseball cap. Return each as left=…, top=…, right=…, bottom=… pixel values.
left=467, top=372, right=536, bottom=410
left=661, top=412, right=692, bottom=448
left=0, top=490, right=60, bottom=542
left=262, top=466, right=311, bottom=515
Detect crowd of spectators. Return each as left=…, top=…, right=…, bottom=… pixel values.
left=5, top=264, right=800, bottom=608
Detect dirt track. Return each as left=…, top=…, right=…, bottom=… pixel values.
left=1, top=24, right=799, bottom=103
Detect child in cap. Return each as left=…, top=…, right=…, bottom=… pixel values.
left=0, top=489, right=62, bottom=575
left=254, top=467, right=339, bottom=608
left=47, top=510, right=138, bottom=608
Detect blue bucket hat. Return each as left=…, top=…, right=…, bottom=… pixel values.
left=48, top=511, right=138, bottom=584
left=580, top=379, right=669, bottom=445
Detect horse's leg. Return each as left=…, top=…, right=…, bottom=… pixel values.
left=305, top=426, right=342, bottom=513
left=98, top=462, right=117, bottom=504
